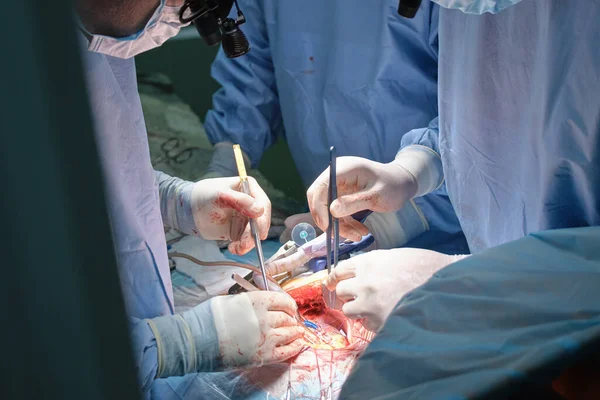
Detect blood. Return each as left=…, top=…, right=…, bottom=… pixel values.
left=284, top=274, right=355, bottom=350
left=337, top=177, right=361, bottom=195
left=208, top=210, right=227, bottom=225
left=357, top=193, right=381, bottom=209
left=214, top=192, right=259, bottom=218
left=240, top=270, right=375, bottom=399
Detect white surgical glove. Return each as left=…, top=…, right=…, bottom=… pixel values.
left=157, top=171, right=271, bottom=255
left=253, top=232, right=331, bottom=290
left=278, top=212, right=323, bottom=244
left=307, top=146, right=443, bottom=242
left=190, top=177, right=271, bottom=255
left=325, top=248, right=468, bottom=332
left=147, top=291, right=305, bottom=377
left=262, top=207, right=430, bottom=283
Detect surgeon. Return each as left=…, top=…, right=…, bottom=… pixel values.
left=302, top=0, right=600, bottom=334
left=74, top=0, right=304, bottom=397
left=202, top=0, right=468, bottom=255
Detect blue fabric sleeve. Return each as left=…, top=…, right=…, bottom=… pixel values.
left=155, top=170, right=197, bottom=236
left=203, top=0, right=284, bottom=167
left=130, top=318, right=160, bottom=399
left=400, top=116, right=441, bottom=156
left=398, top=2, right=440, bottom=156
left=429, top=1, right=439, bottom=63
left=129, top=300, right=221, bottom=398
left=146, top=300, right=221, bottom=378
left=399, top=117, right=448, bottom=200
left=342, top=226, right=600, bottom=399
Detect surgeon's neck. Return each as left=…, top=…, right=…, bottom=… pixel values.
left=75, top=0, right=161, bottom=37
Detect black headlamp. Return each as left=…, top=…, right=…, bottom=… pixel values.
left=179, top=0, right=249, bottom=58
left=397, top=0, right=423, bottom=18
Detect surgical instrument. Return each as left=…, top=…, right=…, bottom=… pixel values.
left=233, top=144, right=270, bottom=291
left=326, top=146, right=339, bottom=277
left=232, top=272, right=312, bottom=328
left=308, top=209, right=374, bottom=273
left=232, top=273, right=260, bottom=292
left=232, top=275, right=322, bottom=340
left=325, top=146, right=339, bottom=307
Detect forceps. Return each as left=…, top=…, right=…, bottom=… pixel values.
left=325, top=146, right=340, bottom=307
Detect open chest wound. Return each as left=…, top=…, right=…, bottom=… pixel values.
left=239, top=270, right=375, bottom=400
left=284, top=273, right=353, bottom=349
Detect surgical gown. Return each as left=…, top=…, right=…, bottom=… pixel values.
left=341, top=1, right=600, bottom=397
left=204, top=0, right=468, bottom=254
left=81, top=38, right=174, bottom=321
left=435, top=0, right=600, bottom=252
left=81, top=35, right=240, bottom=399
left=341, top=227, right=600, bottom=399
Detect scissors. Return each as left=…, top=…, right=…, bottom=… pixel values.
left=153, top=137, right=200, bottom=165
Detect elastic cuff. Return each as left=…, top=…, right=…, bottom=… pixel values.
left=394, top=145, right=444, bottom=197
left=146, top=301, right=220, bottom=377
left=364, top=203, right=428, bottom=250
left=146, top=315, right=197, bottom=378
left=210, top=294, right=260, bottom=367
left=174, top=181, right=197, bottom=235
left=207, top=142, right=251, bottom=177
left=156, top=172, right=197, bottom=235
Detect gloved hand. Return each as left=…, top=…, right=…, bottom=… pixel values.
left=325, top=248, right=468, bottom=332
left=255, top=232, right=330, bottom=290
left=190, top=177, right=271, bottom=255
left=260, top=207, right=429, bottom=285
left=307, top=146, right=443, bottom=241
left=146, top=291, right=305, bottom=377
left=202, top=142, right=251, bottom=180
left=157, top=171, right=269, bottom=254
left=278, top=212, right=323, bottom=244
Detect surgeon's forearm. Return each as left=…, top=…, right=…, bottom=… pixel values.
left=145, top=300, right=221, bottom=377
left=129, top=305, right=220, bottom=394
left=395, top=117, right=444, bottom=197
left=155, top=170, right=197, bottom=235
left=393, top=145, right=443, bottom=198
left=400, top=117, right=441, bottom=154
left=130, top=318, right=161, bottom=396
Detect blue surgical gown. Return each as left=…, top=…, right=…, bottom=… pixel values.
left=341, top=227, right=600, bottom=399
left=204, top=0, right=468, bottom=254
left=340, top=1, right=600, bottom=397
left=436, top=0, right=600, bottom=252
left=81, top=34, right=236, bottom=399
left=81, top=38, right=174, bottom=321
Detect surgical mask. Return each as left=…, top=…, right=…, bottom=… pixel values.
left=79, top=1, right=187, bottom=59
left=431, top=0, right=523, bottom=14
